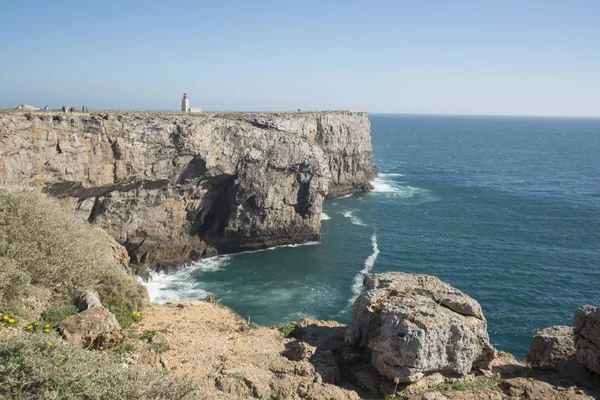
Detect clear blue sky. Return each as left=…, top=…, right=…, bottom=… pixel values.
left=1, top=0, right=599, bottom=116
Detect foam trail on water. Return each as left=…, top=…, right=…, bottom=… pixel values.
left=321, top=213, right=331, bottom=221
left=348, top=233, right=380, bottom=305
left=343, top=210, right=366, bottom=226
left=338, top=193, right=354, bottom=199
left=235, top=241, right=320, bottom=256
left=379, top=172, right=405, bottom=177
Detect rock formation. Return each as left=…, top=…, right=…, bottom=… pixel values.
left=346, top=272, right=496, bottom=383
left=59, top=299, right=123, bottom=349
left=574, top=305, right=600, bottom=375
left=525, top=325, right=575, bottom=369
left=0, top=111, right=376, bottom=269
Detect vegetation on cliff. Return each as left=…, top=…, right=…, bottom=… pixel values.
left=0, top=332, right=201, bottom=399
left=0, top=188, right=146, bottom=326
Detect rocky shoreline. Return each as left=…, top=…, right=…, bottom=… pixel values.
left=99, top=272, right=600, bottom=399
left=0, top=110, right=376, bottom=272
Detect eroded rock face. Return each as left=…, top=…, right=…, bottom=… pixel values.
left=0, top=111, right=375, bottom=268
left=526, top=325, right=575, bottom=369
left=346, top=272, right=496, bottom=383
left=574, top=305, right=600, bottom=375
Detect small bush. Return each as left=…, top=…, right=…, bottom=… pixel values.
left=149, top=342, right=170, bottom=354
left=0, top=333, right=202, bottom=399
left=41, top=304, right=79, bottom=328
left=0, top=188, right=147, bottom=321
left=277, top=321, right=302, bottom=338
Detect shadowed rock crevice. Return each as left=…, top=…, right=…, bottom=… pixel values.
left=190, top=175, right=236, bottom=239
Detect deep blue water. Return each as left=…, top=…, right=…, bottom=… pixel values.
left=147, top=114, right=600, bottom=357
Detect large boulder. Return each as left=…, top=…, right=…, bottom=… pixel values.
left=346, top=272, right=495, bottom=383
left=574, top=305, right=600, bottom=375
left=59, top=307, right=122, bottom=349
left=526, top=325, right=575, bottom=369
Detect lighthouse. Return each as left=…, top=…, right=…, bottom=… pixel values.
left=181, top=93, right=190, bottom=112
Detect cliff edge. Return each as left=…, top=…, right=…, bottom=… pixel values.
left=0, top=111, right=376, bottom=268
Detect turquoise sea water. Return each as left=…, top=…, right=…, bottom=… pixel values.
left=146, top=114, right=600, bottom=357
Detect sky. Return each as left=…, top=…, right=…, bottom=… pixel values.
left=1, top=0, right=599, bottom=116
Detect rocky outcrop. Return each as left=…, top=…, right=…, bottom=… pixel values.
left=0, top=111, right=375, bottom=268
left=129, top=299, right=360, bottom=400
left=574, top=305, right=600, bottom=375
left=59, top=307, right=122, bottom=349
left=346, top=272, right=496, bottom=383
left=525, top=326, right=575, bottom=369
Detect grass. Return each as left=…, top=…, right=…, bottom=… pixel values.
left=0, top=332, right=202, bottom=399
left=0, top=188, right=147, bottom=326
left=40, top=304, right=79, bottom=329
left=428, top=376, right=502, bottom=394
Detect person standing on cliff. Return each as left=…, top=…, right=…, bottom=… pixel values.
left=62, top=106, right=66, bottom=113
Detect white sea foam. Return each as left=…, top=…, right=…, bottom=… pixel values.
left=348, top=233, right=380, bottom=305
left=371, top=176, right=420, bottom=198
left=342, top=210, right=366, bottom=226
left=143, top=242, right=321, bottom=303
left=338, top=194, right=353, bottom=199
left=236, top=241, right=320, bottom=256
left=379, top=172, right=405, bottom=177
left=321, top=213, right=331, bottom=221
left=144, top=255, right=232, bottom=303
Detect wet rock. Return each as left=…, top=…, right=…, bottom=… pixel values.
left=526, top=326, right=575, bottom=369
left=347, top=272, right=496, bottom=383
left=59, top=307, right=122, bottom=349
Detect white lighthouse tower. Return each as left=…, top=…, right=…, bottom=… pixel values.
left=181, top=93, right=190, bottom=112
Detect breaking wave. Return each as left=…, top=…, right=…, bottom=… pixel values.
left=144, top=255, right=231, bottom=303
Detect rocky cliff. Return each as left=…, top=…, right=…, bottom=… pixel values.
left=0, top=111, right=376, bottom=268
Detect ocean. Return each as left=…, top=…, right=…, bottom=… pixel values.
left=145, top=114, right=600, bottom=357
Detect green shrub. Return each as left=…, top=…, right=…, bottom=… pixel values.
left=277, top=321, right=302, bottom=338
left=0, top=188, right=147, bottom=321
left=102, top=295, right=138, bottom=328
left=41, top=304, right=79, bottom=328
left=0, top=333, right=201, bottom=399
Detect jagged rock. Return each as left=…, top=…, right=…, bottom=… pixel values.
left=574, top=305, right=600, bottom=375
left=59, top=307, right=122, bottom=349
left=0, top=111, right=375, bottom=268
left=312, top=349, right=341, bottom=384
left=284, top=341, right=317, bottom=361
left=498, top=377, right=595, bottom=399
left=346, top=272, right=496, bottom=383
left=526, top=326, right=575, bottom=369
left=77, top=290, right=103, bottom=311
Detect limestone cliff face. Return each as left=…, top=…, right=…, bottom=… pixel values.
left=0, top=111, right=376, bottom=268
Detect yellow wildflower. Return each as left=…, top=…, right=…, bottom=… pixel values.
left=2, top=316, right=8, bottom=321
left=45, top=324, right=51, bottom=329
left=8, top=319, right=15, bottom=324
left=34, top=322, right=40, bottom=326
left=27, top=325, right=33, bottom=330
left=47, top=342, right=53, bottom=347
left=44, top=329, right=50, bottom=333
